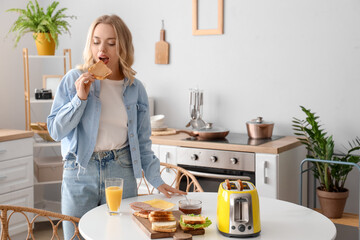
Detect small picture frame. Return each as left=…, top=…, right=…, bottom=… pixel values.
left=42, top=75, right=63, bottom=99
left=192, top=0, right=224, bottom=35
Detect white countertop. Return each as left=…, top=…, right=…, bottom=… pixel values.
left=79, top=192, right=336, bottom=240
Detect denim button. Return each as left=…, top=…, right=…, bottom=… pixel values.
left=127, top=106, right=130, bottom=110
left=130, top=134, right=134, bottom=137
left=129, top=120, right=133, bottom=124
left=134, top=160, right=138, bottom=164
left=132, top=147, right=136, bottom=151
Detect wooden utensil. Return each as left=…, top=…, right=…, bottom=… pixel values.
left=155, top=20, right=169, bottom=64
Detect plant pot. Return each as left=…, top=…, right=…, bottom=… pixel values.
left=316, top=187, right=349, bottom=218
left=34, top=33, right=55, bottom=55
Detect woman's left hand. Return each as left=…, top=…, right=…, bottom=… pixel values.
left=157, top=184, right=187, bottom=198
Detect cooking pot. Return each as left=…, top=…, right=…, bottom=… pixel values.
left=177, top=127, right=229, bottom=140
left=246, top=117, right=274, bottom=139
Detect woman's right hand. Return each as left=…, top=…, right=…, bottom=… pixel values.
left=75, top=72, right=96, bottom=100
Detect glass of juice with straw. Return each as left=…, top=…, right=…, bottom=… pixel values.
left=105, top=178, right=123, bottom=215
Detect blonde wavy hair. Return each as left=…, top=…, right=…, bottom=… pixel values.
left=78, top=15, right=136, bottom=83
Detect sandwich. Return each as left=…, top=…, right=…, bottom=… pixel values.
left=88, top=60, right=112, bottom=80
left=133, top=210, right=151, bottom=219
left=149, top=211, right=177, bottom=233
left=179, top=214, right=212, bottom=231
left=149, top=211, right=175, bottom=222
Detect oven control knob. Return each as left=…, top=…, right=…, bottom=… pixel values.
left=210, top=156, right=218, bottom=163
left=191, top=154, right=199, bottom=161
left=230, top=157, right=238, bottom=164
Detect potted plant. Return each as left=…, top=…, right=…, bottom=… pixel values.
left=6, top=0, right=76, bottom=55
left=293, top=106, right=360, bottom=218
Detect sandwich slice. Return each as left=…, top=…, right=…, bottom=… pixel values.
left=179, top=214, right=212, bottom=231
left=149, top=211, right=177, bottom=232
left=88, top=60, right=112, bottom=80
left=151, top=221, right=177, bottom=233
left=149, top=211, right=175, bottom=222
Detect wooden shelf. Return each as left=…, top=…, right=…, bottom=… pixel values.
left=314, top=208, right=359, bottom=228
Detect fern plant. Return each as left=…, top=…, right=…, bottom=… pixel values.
left=6, top=0, right=76, bottom=48
left=293, top=106, right=360, bottom=192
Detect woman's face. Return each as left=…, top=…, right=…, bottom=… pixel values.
left=91, top=23, right=120, bottom=77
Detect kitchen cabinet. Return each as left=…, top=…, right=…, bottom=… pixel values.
left=138, top=144, right=177, bottom=195
left=255, top=145, right=307, bottom=203
left=0, top=130, right=34, bottom=236
left=22, top=48, right=71, bottom=215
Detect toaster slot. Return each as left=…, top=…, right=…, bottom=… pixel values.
left=234, top=198, right=249, bottom=223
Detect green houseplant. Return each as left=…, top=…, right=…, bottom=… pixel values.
left=293, top=106, right=360, bottom=218
left=6, top=0, right=76, bottom=55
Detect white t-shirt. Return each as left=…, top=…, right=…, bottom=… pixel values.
left=94, top=79, right=128, bottom=152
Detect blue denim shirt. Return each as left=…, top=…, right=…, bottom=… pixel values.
left=47, top=69, right=164, bottom=188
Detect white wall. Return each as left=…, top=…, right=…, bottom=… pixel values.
left=1, top=0, right=359, bottom=213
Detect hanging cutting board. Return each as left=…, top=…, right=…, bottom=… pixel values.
left=155, top=29, right=169, bottom=64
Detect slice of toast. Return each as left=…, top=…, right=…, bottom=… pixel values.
left=88, top=60, right=112, bottom=80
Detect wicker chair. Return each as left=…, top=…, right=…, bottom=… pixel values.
left=137, top=162, right=204, bottom=195
left=0, top=205, right=80, bottom=240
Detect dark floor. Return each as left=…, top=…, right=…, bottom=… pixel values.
left=335, top=224, right=359, bottom=240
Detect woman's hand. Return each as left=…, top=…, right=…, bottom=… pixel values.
left=75, top=72, right=96, bottom=100
left=157, top=184, right=187, bottom=198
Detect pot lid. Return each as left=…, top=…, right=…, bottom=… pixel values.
left=247, top=117, right=273, bottom=125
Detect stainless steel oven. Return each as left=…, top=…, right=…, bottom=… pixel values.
left=177, top=147, right=255, bottom=192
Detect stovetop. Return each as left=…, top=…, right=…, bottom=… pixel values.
left=183, top=133, right=283, bottom=146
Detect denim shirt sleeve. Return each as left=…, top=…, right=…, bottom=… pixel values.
left=47, top=69, right=88, bottom=141
left=136, top=81, right=165, bottom=189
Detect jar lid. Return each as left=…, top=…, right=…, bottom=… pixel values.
left=247, top=117, right=273, bottom=125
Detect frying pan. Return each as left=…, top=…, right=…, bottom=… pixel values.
left=177, top=127, right=229, bottom=140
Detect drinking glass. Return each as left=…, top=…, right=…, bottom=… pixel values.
left=105, top=178, right=124, bottom=216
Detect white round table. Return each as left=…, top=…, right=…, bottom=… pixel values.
left=79, top=192, right=336, bottom=240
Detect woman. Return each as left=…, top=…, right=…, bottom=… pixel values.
left=47, top=15, right=185, bottom=240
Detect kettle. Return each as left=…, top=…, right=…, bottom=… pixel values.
left=217, top=180, right=261, bottom=237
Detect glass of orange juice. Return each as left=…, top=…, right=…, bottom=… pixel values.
left=105, top=178, right=124, bottom=216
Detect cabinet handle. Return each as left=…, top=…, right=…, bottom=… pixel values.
left=0, top=149, right=6, bottom=154
left=0, top=175, right=7, bottom=181
left=165, top=152, right=170, bottom=173
left=263, top=161, right=268, bottom=184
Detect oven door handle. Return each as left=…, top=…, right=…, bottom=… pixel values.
left=187, top=170, right=251, bottom=180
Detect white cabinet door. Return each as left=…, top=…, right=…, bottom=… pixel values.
left=0, top=156, right=33, bottom=195
left=255, top=153, right=278, bottom=199
left=0, top=187, right=34, bottom=236
left=159, top=145, right=177, bottom=187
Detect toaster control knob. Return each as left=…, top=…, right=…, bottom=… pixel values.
left=230, top=157, right=238, bottom=164
left=210, top=156, right=217, bottom=163
left=238, top=224, right=246, bottom=232
left=191, top=154, right=199, bottom=161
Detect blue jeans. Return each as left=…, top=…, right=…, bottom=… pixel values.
left=61, top=146, right=137, bottom=240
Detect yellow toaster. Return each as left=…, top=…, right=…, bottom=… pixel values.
left=217, top=180, right=261, bottom=237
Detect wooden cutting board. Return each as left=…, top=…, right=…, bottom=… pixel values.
left=132, top=210, right=205, bottom=239
left=151, top=128, right=177, bottom=136
left=155, top=29, right=169, bottom=64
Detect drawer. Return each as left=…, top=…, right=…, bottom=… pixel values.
left=0, top=138, right=33, bottom=162
left=0, top=156, right=33, bottom=195
left=0, top=187, right=34, bottom=236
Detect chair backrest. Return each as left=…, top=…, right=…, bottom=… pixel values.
left=0, top=205, right=80, bottom=240
left=138, top=162, right=204, bottom=195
